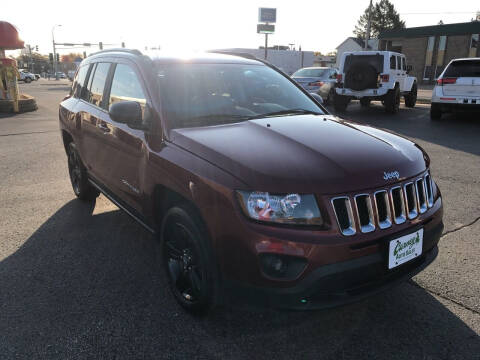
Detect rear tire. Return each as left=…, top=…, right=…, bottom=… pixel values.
left=430, top=103, right=442, bottom=120
left=160, top=205, right=220, bottom=314
left=404, top=82, right=417, bottom=108
left=24, top=77, right=32, bottom=83
left=384, top=86, right=400, bottom=114
left=67, top=142, right=99, bottom=201
left=324, top=88, right=335, bottom=105
left=334, top=94, right=349, bottom=112
left=360, top=98, right=371, bottom=107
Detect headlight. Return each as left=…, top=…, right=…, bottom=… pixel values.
left=236, top=191, right=323, bottom=226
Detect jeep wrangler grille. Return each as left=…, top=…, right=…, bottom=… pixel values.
left=331, top=173, right=434, bottom=236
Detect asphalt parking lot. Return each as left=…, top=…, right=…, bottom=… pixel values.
left=0, top=80, right=479, bottom=359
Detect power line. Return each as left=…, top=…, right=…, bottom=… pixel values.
left=400, top=11, right=478, bottom=15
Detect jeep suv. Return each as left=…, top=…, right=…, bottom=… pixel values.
left=59, top=49, right=443, bottom=313
left=335, top=51, right=417, bottom=113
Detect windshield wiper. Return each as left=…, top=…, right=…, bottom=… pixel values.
left=246, top=109, right=323, bottom=120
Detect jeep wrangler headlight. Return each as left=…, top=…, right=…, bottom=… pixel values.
left=236, top=191, right=323, bottom=226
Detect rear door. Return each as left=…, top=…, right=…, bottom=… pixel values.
left=77, top=62, right=113, bottom=183
left=442, top=59, right=480, bottom=97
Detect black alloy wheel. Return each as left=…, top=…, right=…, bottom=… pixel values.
left=67, top=142, right=99, bottom=200
left=161, top=206, right=218, bottom=313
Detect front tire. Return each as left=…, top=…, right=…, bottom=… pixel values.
left=384, top=86, right=400, bottom=114
left=67, top=142, right=99, bottom=201
left=24, top=77, right=32, bottom=83
left=160, top=205, right=220, bottom=314
left=404, top=82, right=417, bottom=108
left=430, top=103, right=442, bottom=120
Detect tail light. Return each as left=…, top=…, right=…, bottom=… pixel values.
left=437, top=77, right=457, bottom=85
left=380, top=74, right=389, bottom=82
left=336, top=74, right=342, bottom=82
left=308, top=81, right=324, bottom=86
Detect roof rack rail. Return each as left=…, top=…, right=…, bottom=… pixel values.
left=88, top=48, right=143, bottom=57
left=208, top=50, right=259, bottom=61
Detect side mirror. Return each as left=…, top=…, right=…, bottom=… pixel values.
left=309, top=92, right=323, bottom=105
left=109, top=101, right=143, bottom=129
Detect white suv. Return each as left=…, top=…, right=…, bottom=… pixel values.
left=335, top=51, right=417, bottom=113
left=431, top=58, right=480, bottom=120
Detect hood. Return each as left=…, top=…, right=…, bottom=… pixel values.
left=170, top=115, right=427, bottom=194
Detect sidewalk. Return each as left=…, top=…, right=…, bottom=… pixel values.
left=417, top=85, right=433, bottom=104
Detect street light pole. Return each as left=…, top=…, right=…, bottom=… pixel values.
left=52, top=24, right=62, bottom=80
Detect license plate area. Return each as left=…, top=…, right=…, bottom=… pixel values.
left=388, top=229, right=423, bottom=269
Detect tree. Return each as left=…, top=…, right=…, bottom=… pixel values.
left=353, top=0, right=405, bottom=39
left=60, top=53, right=83, bottom=63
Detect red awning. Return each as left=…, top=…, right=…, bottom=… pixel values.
left=0, top=21, right=25, bottom=50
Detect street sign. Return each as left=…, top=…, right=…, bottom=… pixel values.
left=258, top=8, right=276, bottom=23
left=257, top=24, right=275, bottom=34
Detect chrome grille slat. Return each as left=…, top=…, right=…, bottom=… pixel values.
left=331, top=197, right=356, bottom=236
left=404, top=182, right=418, bottom=219
left=390, top=186, right=406, bottom=224
left=354, top=194, right=375, bottom=233
left=331, top=172, right=434, bottom=236
left=374, top=190, right=392, bottom=229
left=416, top=178, right=428, bottom=214
left=425, top=174, right=434, bottom=208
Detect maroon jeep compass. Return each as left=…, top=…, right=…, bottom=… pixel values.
left=59, top=49, right=443, bottom=313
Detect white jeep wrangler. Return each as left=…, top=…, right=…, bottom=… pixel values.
left=334, top=51, right=417, bottom=113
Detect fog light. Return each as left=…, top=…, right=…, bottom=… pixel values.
left=259, top=253, right=307, bottom=279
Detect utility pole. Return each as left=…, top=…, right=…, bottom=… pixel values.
left=264, top=33, right=268, bottom=59
left=52, top=25, right=62, bottom=79
left=365, top=0, right=373, bottom=50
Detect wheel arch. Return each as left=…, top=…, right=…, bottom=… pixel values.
left=61, top=129, right=73, bottom=154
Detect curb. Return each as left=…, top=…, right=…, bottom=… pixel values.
left=0, top=94, right=38, bottom=113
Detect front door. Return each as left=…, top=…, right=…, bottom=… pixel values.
left=98, top=61, right=149, bottom=213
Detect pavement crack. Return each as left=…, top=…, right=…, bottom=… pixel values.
left=441, top=216, right=480, bottom=237
left=408, top=280, right=480, bottom=315
left=0, top=130, right=58, bottom=137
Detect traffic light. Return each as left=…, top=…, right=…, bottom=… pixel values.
left=56, top=53, right=59, bottom=62
left=121, top=42, right=125, bottom=48
left=35, top=45, right=39, bottom=52
left=83, top=51, right=87, bottom=59
left=49, top=53, right=53, bottom=62
left=99, top=42, right=103, bottom=50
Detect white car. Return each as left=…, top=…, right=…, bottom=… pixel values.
left=19, top=70, right=35, bottom=83
left=431, top=58, right=480, bottom=120
left=335, top=51, right=417, bottom=113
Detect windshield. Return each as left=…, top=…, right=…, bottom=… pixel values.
left=292, top=68, right=328, bottom=78
left=156, top=63, right=324, bottom=129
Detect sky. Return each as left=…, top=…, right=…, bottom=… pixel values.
left=2, top=0, right=479, bottom=57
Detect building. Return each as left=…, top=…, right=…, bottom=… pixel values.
left=213, top=48, right=316, bottom=75
left=379, top=21, right=480, bottom=84
left=335, top=37, right=379, bottom=67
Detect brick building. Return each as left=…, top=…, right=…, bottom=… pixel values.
left=379, top=22, right=480, bottom=84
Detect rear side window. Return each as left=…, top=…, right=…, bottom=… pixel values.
left=390, top=56, right=396, bottom=70
left=396, top=56, right=402, bottom=70
left=73, top=65, right=88, bottom=98
left=88, top=62, right=111, bottom=108
left=444, top=60, right=480, bottom=77
left=109, top=64, right=146, bottom=112
left=402, top=57, right=406, bottom=71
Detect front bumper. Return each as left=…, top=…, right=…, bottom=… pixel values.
left=224, top=220, right=443, bottom=310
